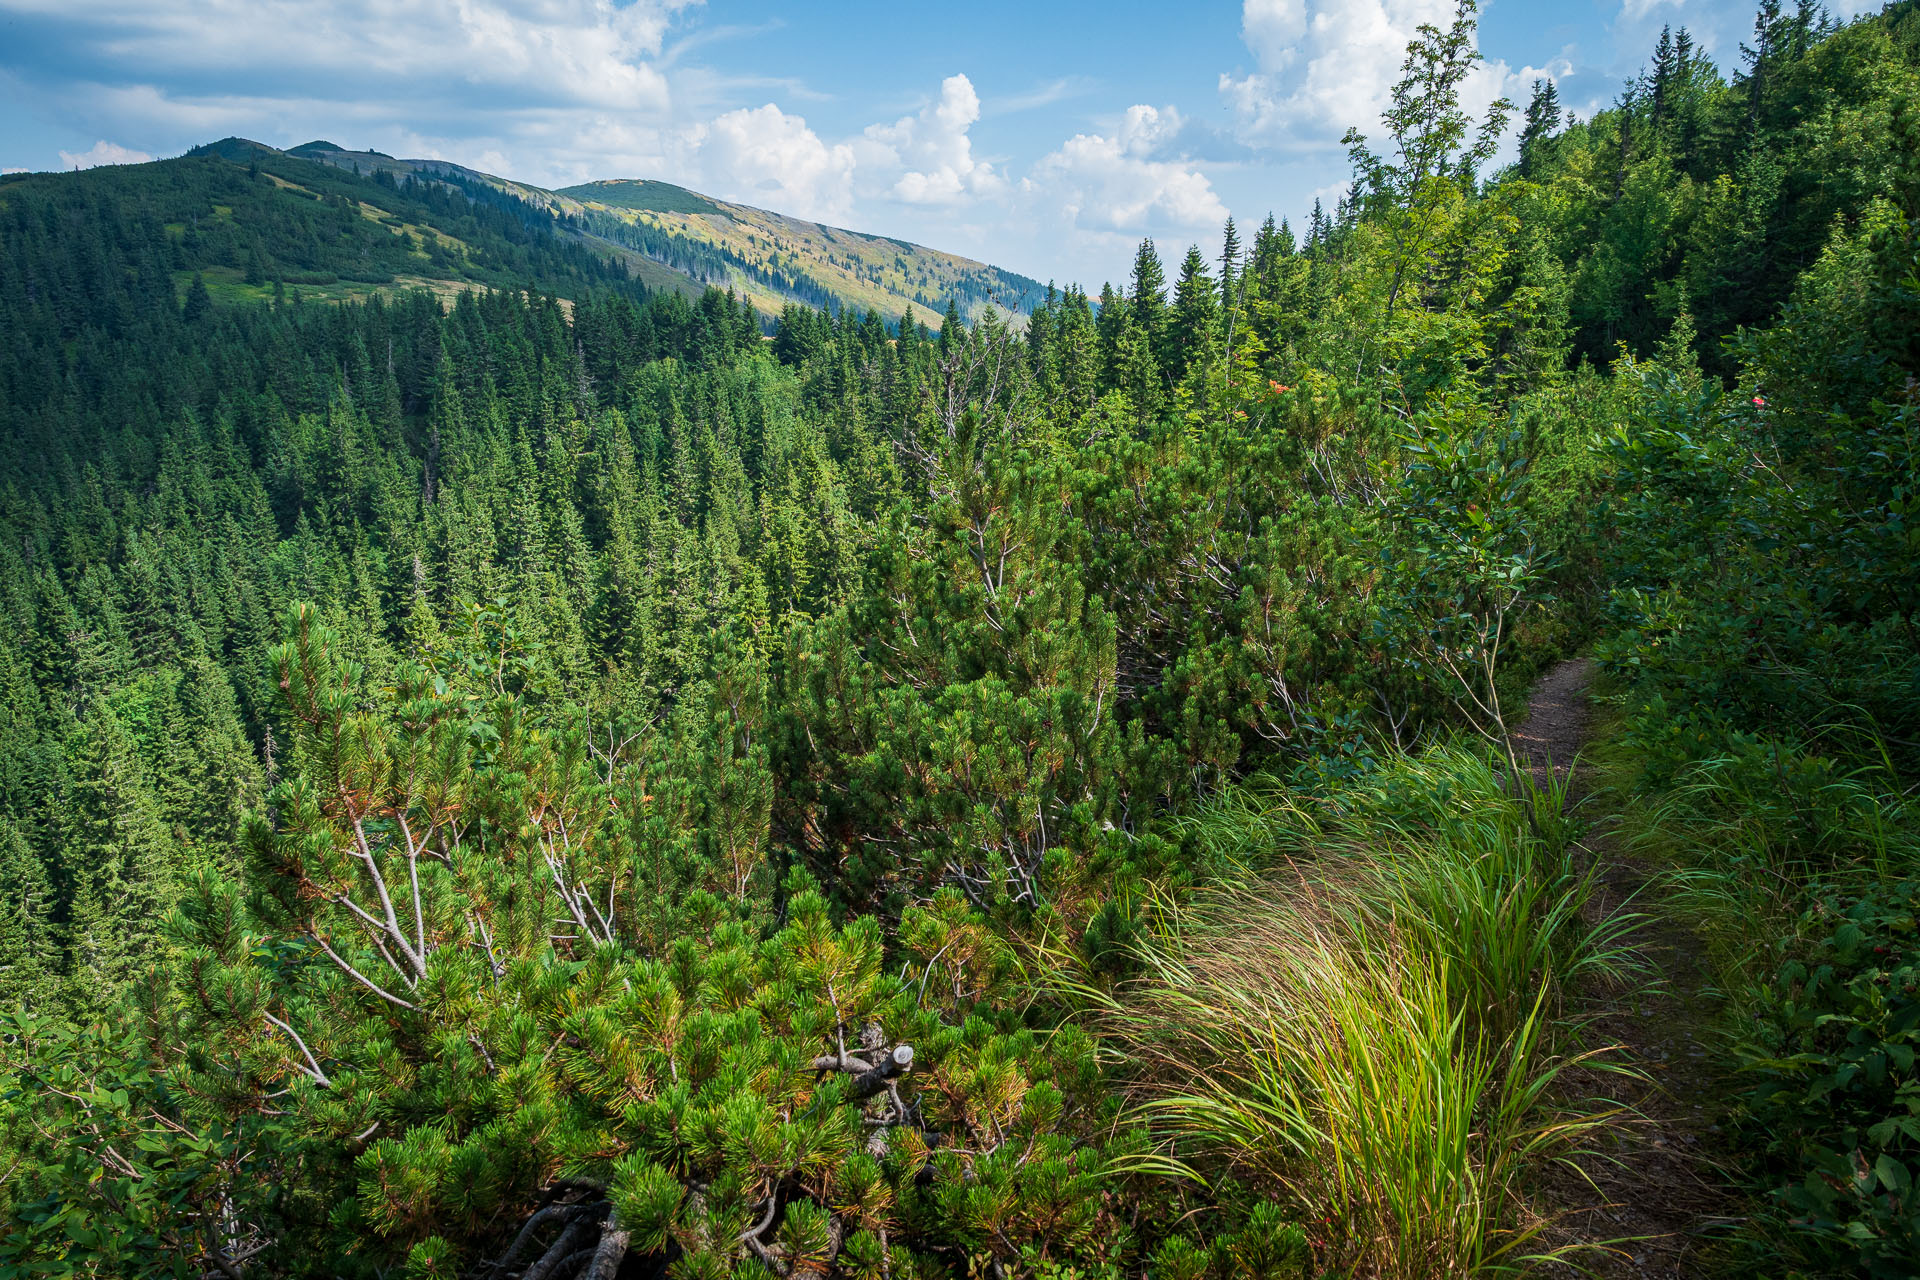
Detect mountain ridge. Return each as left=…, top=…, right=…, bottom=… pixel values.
left=180, top=136, right=1040, bottom=326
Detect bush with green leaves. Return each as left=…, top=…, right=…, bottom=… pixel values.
left=1738, top=879, right=1920, bottom=1277
left=0, top=1003, right=293, bottom=1280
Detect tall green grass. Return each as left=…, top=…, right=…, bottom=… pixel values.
left=1104, top=747, right=1633, bottom=1277
left=1612, top=721, right=1920, bottom=993
left=1593, top=702, right=1920, bottom=1272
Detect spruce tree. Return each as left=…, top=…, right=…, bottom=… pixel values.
left=938, top=298, right=964, bottom=357
left=0, top=817, right=53, bottom=1004
left=1170, top=245, right=1220, bottom=379
left=182, top=271, right=212, bottom=324
left=1518, top=79, right=1562, bottom=178
left=58, top=700, right=174, bottom=1007
left=1647, top=25, right=1677, bottom=132
left=1219, top=216, right=1243, bottom=307
left=1128, top=238, right=1171, bottom=383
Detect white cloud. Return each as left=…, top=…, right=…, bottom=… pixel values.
left=1027, top=105, right=1229, bottom=234
left=1242, top=0, right=1308, bottom=70
left=57, top=139, right=152, bottom=168
left=3, top=0, right=697, bottom=112
left=2, top=166, right=28, bottom=174
left=1223, top=0, right=1455, bottom=144
left=1220, top=0, right=1553, bottom=159
left=682, top=103, right=855, bottom=222
left=0, top=0, right=725, bottom=193
left=854, top=74, right=1003, bottom=206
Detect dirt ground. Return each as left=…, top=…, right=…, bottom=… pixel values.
left=1517, top=659, right=1743, bottom=1278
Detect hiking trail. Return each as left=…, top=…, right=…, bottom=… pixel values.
left=1517, top=658, right=1740, bottom=1279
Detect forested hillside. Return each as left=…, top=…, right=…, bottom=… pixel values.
left=0, top=135, right=1040, bottom=330
left=1, top=2, right=1917, bottom=1277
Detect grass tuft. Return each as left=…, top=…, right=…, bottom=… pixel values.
left=1105, top=745, right=1634, bottom=1277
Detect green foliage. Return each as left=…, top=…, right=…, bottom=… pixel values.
left=0, top=1002, right=287, bottom=1279
left=1109, top=746, right=1624, bottom=1277
left=1740, top=881, right=1920, bottom=1276
left=1586, top=58, right=1920, bottom=1274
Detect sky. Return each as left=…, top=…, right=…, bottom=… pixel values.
left=0, top=0, right=1887, bottom=289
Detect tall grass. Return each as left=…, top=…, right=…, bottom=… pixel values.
left=1592, top=700, right=1920, bottom=1270
left=1614, top=728, right=1920, bottom=992
left=1106, top=746, right=1633, bottom=1277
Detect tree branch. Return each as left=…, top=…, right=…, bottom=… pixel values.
left=309, top=932, right=420, bottom=1011
left=261, top=1011, right=331, bottom=1088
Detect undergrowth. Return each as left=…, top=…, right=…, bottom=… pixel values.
left=1596, top=688, right=1920, bottom=1276
left=1092, top=746, right=1634, bottom=1278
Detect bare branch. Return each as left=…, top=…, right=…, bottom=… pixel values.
left=261, top=1011, right=331, bottom=1088
left=309, top=932, right=420, bottom=1011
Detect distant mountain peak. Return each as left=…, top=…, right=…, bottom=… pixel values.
left=555, top=176, right=1040, bottom=327
left=288, top=140, right=394, bottom=161
left=559, top=179, right=722, bottom=218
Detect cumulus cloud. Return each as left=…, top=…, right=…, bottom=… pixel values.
left=58, top=138, right=152, bottom=168
left=1220, top=0, right=1543, bottom=151
left=854, top=74, right=1003, bottom=206
left=682, top=103, right=855, bottom=222
left=0, top=0, right=717, bottom=193
left=1027, top=104, right=1229, bottom=234
left=1223, top=0, right=1450, bottom=142
left=1242, top=0, right=1308, bottom=70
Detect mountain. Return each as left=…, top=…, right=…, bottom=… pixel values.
left=0, top=136, right=1037, bottom=327
left=555, top=178, right=1044, bottom=328
left=0, top=136, right=647, bottom=313
left=180, top=137, right=1040, bottom=326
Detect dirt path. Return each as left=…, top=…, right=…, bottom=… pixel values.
left=1515, top=659, right=1740, bottom=1279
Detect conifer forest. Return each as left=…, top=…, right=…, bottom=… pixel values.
left=2, top=2, right=1920, bottom=1276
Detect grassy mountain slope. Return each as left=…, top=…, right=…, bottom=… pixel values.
left=189, top=137, right=705, bottom=303
left=558, top=178, right=1044, bottom=328
left=3, top=137, right=1039, bottom=327
left=0, top=138, right=648, bottom=313
left=276, top=140, right=1042, bottom=326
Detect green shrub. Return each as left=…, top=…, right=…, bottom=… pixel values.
left=1739, top=880, right=1920, bottom=1277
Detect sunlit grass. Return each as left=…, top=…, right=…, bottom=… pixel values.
left=1099, top=745, right=1633, bottom=1277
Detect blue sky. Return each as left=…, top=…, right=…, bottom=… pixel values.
left=0, top=0, right=1883, bottom=288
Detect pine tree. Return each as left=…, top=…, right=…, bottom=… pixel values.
left=938, top=298, right=964, bottom=357
left=1673, top=27, right=1704, bottom=168
left=1218, top=216, right=1243, bottom=308
left=1647, top=26, right=1678, bottom=133
left=0, top=817, right=53, bottom=1004
left=1518, top=79, right=1563, bottom=178
left=1170, top=245, right=1220, bottom=379
left=182, top=271, right=212, bottom=324
left=1128, top=238, right=1171, bottom=383
left=1740, top=0, right=1786, bottom=137
left=1111, top=311, right=1162, bottom=427
left=58, top=700, right=175, bottom=1007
